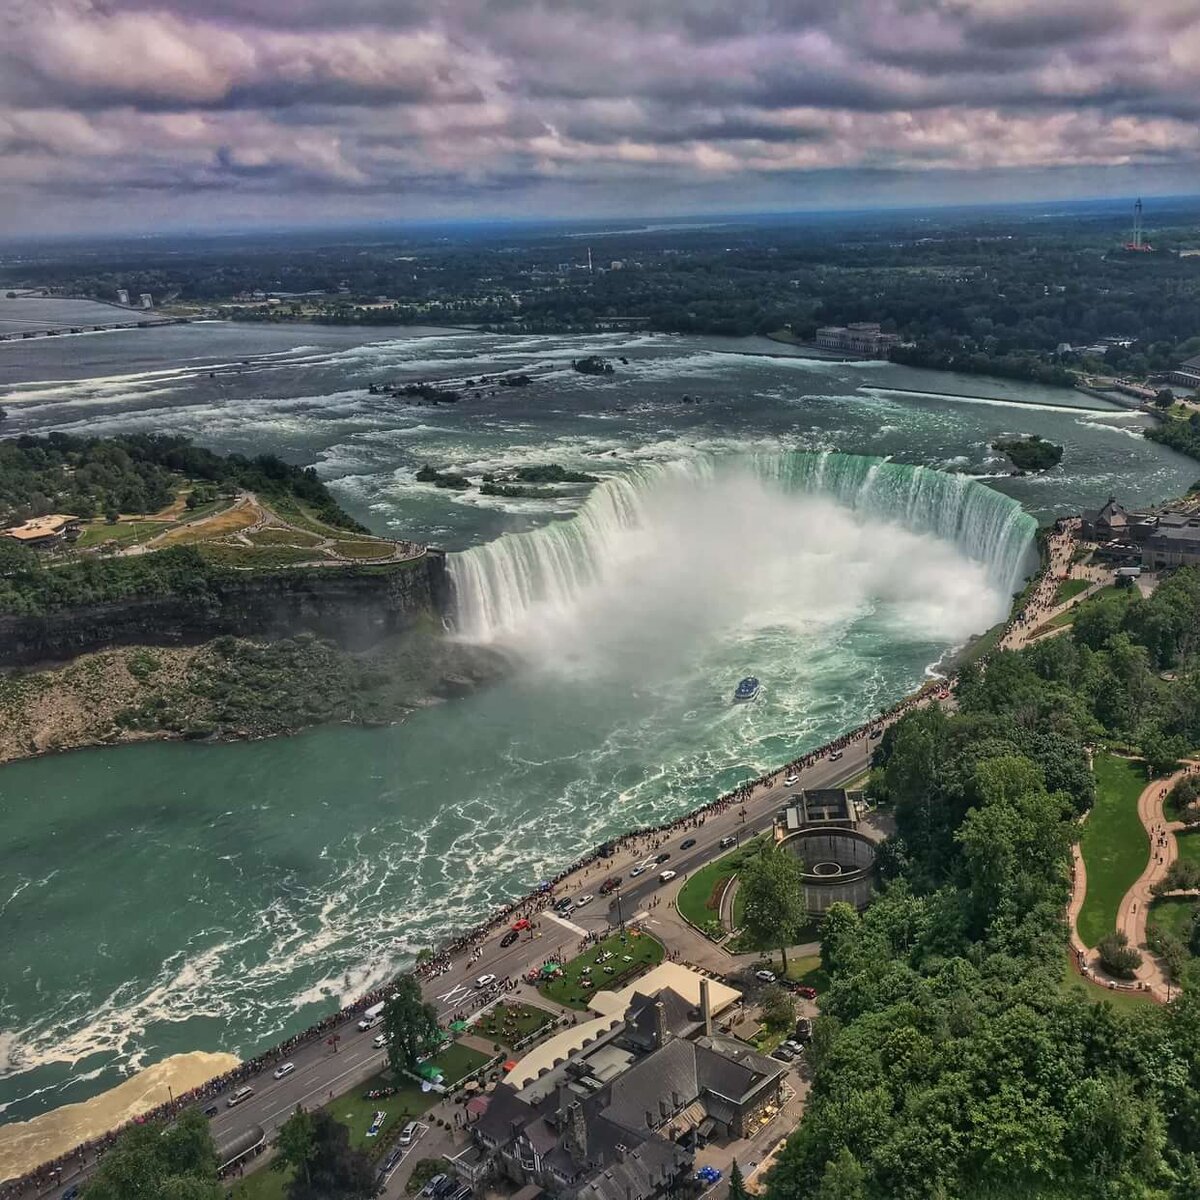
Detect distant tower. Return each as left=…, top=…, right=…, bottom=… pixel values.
left=1133, top=198, right=1143, bottom=250
left=116, top=288, right=130, bottom=306
left=587, top=246, right=593, bottom=274
left=139, top=292, right=153, bottom=309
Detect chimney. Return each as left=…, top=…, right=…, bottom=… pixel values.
left=567, top=1101, right=588, bottom=1164
left=671, top=1090, right=681, bottom=1109
left=653, top=1000, right=668, bottom=1048
left=700, top=979, right=712, bottom=1037
left=659, top=1098, right=669, bottom=1118
left=646, top=1109, right=654, bottom=1128
left=615, top=1144, right=627, bottom=1163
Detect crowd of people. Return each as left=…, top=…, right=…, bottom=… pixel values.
left=998, top=518, right=1083, bottom=650
left=5, top=524, right=1075, bottom=1200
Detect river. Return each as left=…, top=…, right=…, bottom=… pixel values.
left=0, top=320, right=1193, bottom=1157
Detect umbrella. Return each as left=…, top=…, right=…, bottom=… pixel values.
left=503, top=1060, right=518, bottom=1072
left=540, top=962, right=561, bottom=977
left=464, top=1081, right=480, bottom=1093
left=450, top=1020, right=468, bottom=1032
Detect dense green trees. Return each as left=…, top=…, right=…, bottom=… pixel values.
left=0, top=433, right=364, bottom=531
left=282, top=1109, right=374, bottom=1200
left=384, top=974, right=442, bottom=1076
left=768, top=571, right=1200, bottom=1200
left=740, top=843, right=807, bottom=972
left=82, top=1109, right=220, bottom=1200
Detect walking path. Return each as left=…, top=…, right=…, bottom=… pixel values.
left=1068, top=764, right=1193, bottom=1002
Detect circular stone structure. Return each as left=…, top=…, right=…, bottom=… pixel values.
left=779, top=828, right=877, bottom=915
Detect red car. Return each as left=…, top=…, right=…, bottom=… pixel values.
left=512, top=918, right=531, bottom=931
left=796, top=986, right=818, bottom=1000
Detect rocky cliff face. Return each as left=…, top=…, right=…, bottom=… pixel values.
left=0, top=553, right=449, bottom=668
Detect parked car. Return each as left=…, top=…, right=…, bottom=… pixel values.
left=784, top=772, right=799, bottom=786
left=434, top=1178, right=459, bottom=1198
left=796, top=985, right=818, bottom=999
left=719, top=835, right=737, bottom=849
left=500, top=929, right=519, bottom=948
left=599, top=876, right=622, bottom=894
left=554, top=896, right=575, bottom=911
left=575, top=894, right=594, bottom=907
left=680, top=837, right=696, bottom=850
left=772, top=1046, right=795, bottom=1062
left=399, top=1121, right=418, bottom=1145
left=658, top=870, right=677, bottom=884
left=450, top=1186, right=472, bottom=1200
left=869, top=727, right=882, bottom=739
left=696, top=1166, right=722, bottom=1186
left=829, top=749, right=844, bottom=761
left=511, top=918, right=531, bottom=931
left=421, top=1174, right=448, bottom=1197
left=373, top=1033, right=389, bottom=1049
left=784, top=1040, right=805, bottom=1054
left=226, top=1086, right=254, bottom=1108
left=794, top=1017, right=813, bottom=1042
left=474, top=973, right=496, bottom=989
left=61, top=1187, right=80, bottom=1200
left=754, top=969, right=777, bottom=984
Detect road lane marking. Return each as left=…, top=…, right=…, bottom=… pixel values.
left=543, top=910, right=587, bottom=937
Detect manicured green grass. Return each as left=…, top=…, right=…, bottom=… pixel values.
left=74, top=520, right=162, bottom=548
left=326, top=1072, right=432, bottom=1150
left=1058, top=951, right=1156, bottom=1014
left=331, top=539, right=396, bottom=560
left=471, top=1001, right=556, bottom=1047
left=782, top=952, right=831, bottom=993
left=245, top=526, right=323, bottom=547
left=227, top=1164, right=290, bottom=1200
left=1148, top=896, right=1199, bottom=945
left=196, top=543, right=319, bottom=569
left=1076, top=753, right=1149, bottom=948
left=539, top=930, right=665, bottom=1009
left=1054, top=578, right=1091, bottom=604
left=427, top=1040, right=491, bottom=1087
left=675, top=836, right=762, bottom=935
left=1175, top=831, right=1200, bottom=867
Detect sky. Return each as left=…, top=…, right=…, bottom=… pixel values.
left=2, top=0, right=1199, bottom=235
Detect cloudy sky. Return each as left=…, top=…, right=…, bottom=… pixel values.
left=2, top=0, right=1198, bottom=235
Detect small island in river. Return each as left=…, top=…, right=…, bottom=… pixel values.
left=992, top=434, right=1064, bottom=472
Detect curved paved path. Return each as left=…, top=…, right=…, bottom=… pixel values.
left=1069, top=764, right=1194, bottom=1002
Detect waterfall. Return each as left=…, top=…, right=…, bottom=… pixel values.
left=449, top=450, right=1037, bottom=643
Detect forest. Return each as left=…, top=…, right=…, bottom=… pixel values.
left=6, top=201, right=1200, bottom=382
left=0, top=432, right=363, bottom=530
left=765, top=569, right=1200, bottom=1200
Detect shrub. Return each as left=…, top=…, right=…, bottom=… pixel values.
left=1097, top=930, right=1143, bottom=979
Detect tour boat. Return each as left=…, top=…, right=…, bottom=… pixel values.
left=733, top=676, right=760, bottom=703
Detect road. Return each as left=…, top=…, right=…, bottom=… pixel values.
left=23, top=735, right=879, bottom=1200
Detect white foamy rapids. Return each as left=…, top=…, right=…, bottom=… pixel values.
left=448, top=450, right=1037, bottom=655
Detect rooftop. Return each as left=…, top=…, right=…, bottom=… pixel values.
left=3, top=514, right=78, bottom=541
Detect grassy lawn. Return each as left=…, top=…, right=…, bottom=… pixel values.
left=539, top=929, right=665, bottom=1009
left=156, top=503, right=252, bottom=545
left=1076, top=753, right=1149, bottom=948
left=227, top=1165, right=290, bottom=1200
left=331, top=539, right=396, bottom=560
left=675, top=836, right=762, bottom=936
left=1175, top=831, right=1200, bottom=867
left=1058, top=951, right=1156, bottom=1014
left=427, top=1040, right=491, bottom=1087
left=74, top=520, right=163, bottom=548
left=245, top=526, right=323, bottom=547
left=326, top=1072, right=432, bottom=1150
left=1036, top=585, right=1127, bottom=634
left=1148, top=896, right=1199, bottom=945
left=954, top=621, right=1005, bottom=668
left=196, top=544, right=320, bottom=569
left=471, top=1001, right=556, bottom=1048
left=782, top=952, right=831, bottom=993
left=1054, top=578, right=1092, bottom=604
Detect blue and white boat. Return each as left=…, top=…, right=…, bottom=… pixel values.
left=733, top=676, right=760, bottom=703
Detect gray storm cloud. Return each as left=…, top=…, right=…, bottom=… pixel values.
left=0, top=0, right=1197, bottom=232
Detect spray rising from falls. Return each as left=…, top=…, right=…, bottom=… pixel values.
left=449, top=451, right=1037, bottom=646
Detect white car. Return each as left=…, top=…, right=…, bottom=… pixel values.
left=658, top=870, right=677, bottom=884
left=575, top=894, right=594, bottom=907
left=784, top=773, right=799, bottom=786
left=755, top=969, right=777, bottom=983
left=273, top=1062, right=295, bottom=1080
left=629, top=865, right=646, bottom=877
left=474, top=973, right=497, bottom=989
left=373, top=1033, right=389, bottom=1049
left=399, top=1121, right=418, bottom=1146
